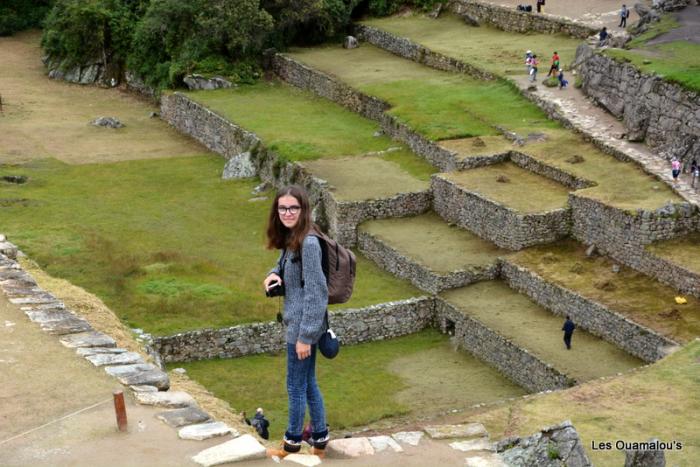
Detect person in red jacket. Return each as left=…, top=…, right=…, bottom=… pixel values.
left=547, top=51, right=560, bottom=77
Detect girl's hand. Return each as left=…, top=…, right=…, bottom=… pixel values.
left=296, top=341, right=311, bottom=360
left=264, top=273, right=282, bottom=290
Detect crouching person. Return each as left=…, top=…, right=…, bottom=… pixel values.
left=263, top=185, right=330, bottom=458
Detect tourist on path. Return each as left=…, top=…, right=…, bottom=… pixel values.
left=525, top=50, right=533, bottom=75
left=557, top=69, right=569, bottom=89
left=691, top=160, right=699, bottom=189
left=529, top=54, right=539, bottom=82
left=547, top=51, right=560, bottom=77
left=671, top=158, right=681, bottom=184
left=264, top=185, right=330, bottom=459
left=598, top=27, right=610, bottom=47
left=562, top=316, right=576, bottom=350
left=536, top=0, right=545, bottom=13
left=251, top=408, right=271, bottom=440
left=619, top=4, right=630, bottom=28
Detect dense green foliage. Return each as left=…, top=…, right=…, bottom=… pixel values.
left=364, top=0, right=440, bottom=16
left=0, top=0, right=54, bottom=35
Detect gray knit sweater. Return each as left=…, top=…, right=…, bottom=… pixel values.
left=269, top=235, right=328, bottom=345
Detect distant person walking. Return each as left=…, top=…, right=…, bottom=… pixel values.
left=547, top=51, right=560, bottom=77
left=562, top=316, right=576, bottom=350
left=536, top=0, right=545, bottom=13
left=619, top=4, right=630, bottom=28
left=529, top=54, right=539, bottom=82
left=525, top=50, right=533, bottom=75
left=691, top=160, right=699, bottom=189
left=671, top=158, right=681, bottom=183
left=557, top=69, right=568, bottom=89
left=251, top=408, right=270, bottom=440
left=598, top=27, right=610, bottom=47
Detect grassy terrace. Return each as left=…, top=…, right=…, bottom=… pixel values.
left=605, top=14, right=700, bottom=93
left=288, top=45, right=681, bottom=210
left=441, top=162, right=571, bottom=213
left=359, top=212, right=508, bottom=273
left=0, top=158, right=420, bottom=336
left=0, top=32, right=205, bottom=165
left=301, top=156, right=429, bottom=200
left=473, top=340, right=700, bottom=466
left=186, top=82, right=435, bottom=182
left=512, top=241, right=700, bottom=343
left=647, top=233, right=700, bottom=278
left=174, top=329, right=526, bottom=439
left=439, top=136, right=515, bottom=159
left=362, top=13, right=581, bottom=77
left=441, top=281, right=643, bottom=382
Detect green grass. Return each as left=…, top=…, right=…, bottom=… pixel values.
left=0, top=158, right=420, bottom=335
left=186, top=81, right=396, bottom=162
left=512, top=240, right=700, bottom=343
left=360, top=212, right=508, bottom=273
left=288, top=44, right=558, bottom=140
left=475, top=340, right=700, bottom=466
left=605, top=41, right=700, bottom=93
left=647, top=232, right=700, bottom=277
left=441, top=162, right=571, bottom=213
left=441, top=281, right=643, bottom=382
left=362, top=13, right=581, bottom=77
left=626, top=14, right=681, bottom=49
left=172, top=329, right=526, bottom=439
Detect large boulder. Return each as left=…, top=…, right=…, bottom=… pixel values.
left=343, top=36, right=359, bottom=49
left=497, top=420, right=592, bottom=467
left=183, top=74, right=232, bottom=91
left=91, top=117, right=124, bottom=129
left=222, top=152, right=256, bottom=179
left=624, top=439, right=666, bottom=466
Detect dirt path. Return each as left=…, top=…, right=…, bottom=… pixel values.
left=648, top=5, right=700, bottom=45
left=0, top=293, right=225, bottom=466
left=511, top=73, right=700, bottom=206
left=479, top=0, right=640, bottom=31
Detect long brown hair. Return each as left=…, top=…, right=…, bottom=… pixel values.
left=266, top=185, right=312, bottom=252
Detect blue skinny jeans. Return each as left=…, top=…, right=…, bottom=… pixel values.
left=284, top=343, right=328, bottom=443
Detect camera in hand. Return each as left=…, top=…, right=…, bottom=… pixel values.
left=265, top=281, right=285, bottom=298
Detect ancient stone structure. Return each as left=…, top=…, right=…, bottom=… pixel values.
left=576, top=44, right=700, bottom=166
left=448, top=0, right=598, bottom=39
left=357, top=228, right=500, bottom=294
left=496, top=420, right=592, bottom=466
left=500, top=260, right=678, bottom=361
left=152, top=297, right=436, bottom=362
left=432, top=175, right=571, bottom=250
left=434, top=299, right=574, bottom=392
left=183, top=74, right=233, bottom=91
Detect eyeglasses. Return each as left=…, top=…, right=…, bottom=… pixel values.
left=278, top=205, right=301, bottom=215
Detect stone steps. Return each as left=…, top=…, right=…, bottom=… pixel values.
left=432, top=163, right=571, bottom=250
left=440, top=281, right=643, bottom=384
left=358, top=212, right=505, bottom=293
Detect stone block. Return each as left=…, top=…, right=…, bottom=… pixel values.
left=369, top=435, right=403, bottom=453
left=60, top=331, right=116, bottom=348
left=191, top=434, right=266, bottom=466
left=425, top=423, right=488, bottom=440
left=450, top=438, right=495, bottom=452
left=179, top=421, right=235, bottom=440
left=135, top=391, right=196, bottom=408
left=105, top=363, right=169, bottom=390
left=130, top=385, right=159, bottom=393
left=464, top=453, right=507, bottom=467
left=392, top=431, right=423, bottom=446
left=283, top=454, right=322, bottom=466
left=158, top=406, right=210, bottom=428
left=77, top=347, right=127, bottom=356
left=326, top=437, right=375, bottom=458
left=86, top=351, right=144, bottom=367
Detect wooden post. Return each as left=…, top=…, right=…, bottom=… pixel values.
left=113, top=390, right=128, bottom=432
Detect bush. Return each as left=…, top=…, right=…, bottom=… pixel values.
left=0, top=0, right=54, bottom=36
left=42, top=0, right=136, bottom=69
left=364, top=0, right=441, bottom=16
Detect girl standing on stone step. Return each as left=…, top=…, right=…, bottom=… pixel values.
left=264, top=185, right=330, bottom=458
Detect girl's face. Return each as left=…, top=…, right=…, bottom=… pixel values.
left=278, top=194, right=302, bottom=229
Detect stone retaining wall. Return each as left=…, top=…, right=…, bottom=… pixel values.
left=510, top=151, right=595, bottom=190
left=161, top=92, right=262, bottom=160
left=576, top=44, right=700, bottom=166
left=434, top=299, right=574, bottom=392
left=357, top=229, right=499, bottom=294
left=432, top=175, right=571, bottom=250
left=500, top=260, right=677, bottom=362
left=354, top=24, right=496, bottom=81
left=448, top=0, right=598, bottom=39
left=153, top=297, right=436, bottom=362
left=271, top=54, right=459, bottom=171
left=569, top=194, right=700, bottom=294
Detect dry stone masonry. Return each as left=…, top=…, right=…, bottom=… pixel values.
left=432, top=175, right=571, bottom=250
left=576, top=44, right=700, bottom=166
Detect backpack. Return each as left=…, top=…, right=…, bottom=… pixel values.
left=301, top=225, right=356, bottom=305
left=251, top=418, right=265, bottom=436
